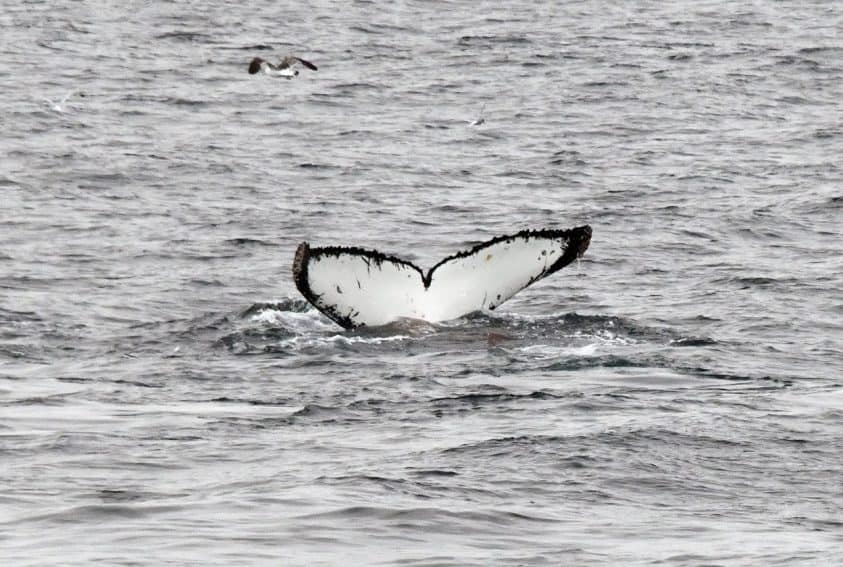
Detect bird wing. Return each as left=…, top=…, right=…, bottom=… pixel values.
left=59, top=90, right=76, bottom=105
left=248, top=58, right=265, bottom=74
left=293, top=57, right=318, bottom=71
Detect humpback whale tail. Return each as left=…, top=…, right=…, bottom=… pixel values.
left=292, top=226, right=592, bottom=329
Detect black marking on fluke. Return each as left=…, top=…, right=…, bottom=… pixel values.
left=293, top=226, right=592, bottom=330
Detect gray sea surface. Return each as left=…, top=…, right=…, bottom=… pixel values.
left=2, top=1, right=842, bottom=565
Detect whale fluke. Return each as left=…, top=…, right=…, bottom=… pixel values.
left=292, top=226, right=591, bottom=329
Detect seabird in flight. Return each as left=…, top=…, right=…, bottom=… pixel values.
left=468, top=103, right=486, bottom=126
left=248, top=56, right=318, bottom=78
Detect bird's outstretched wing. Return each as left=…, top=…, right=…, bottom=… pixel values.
left=292, top=57, right=317, bottom=71
left=293, top=226, right=592, bottom=329
left=248, top=57, right=265, bottom=74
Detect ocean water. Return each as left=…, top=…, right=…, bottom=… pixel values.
left=2, top=1, right=842, bottom=565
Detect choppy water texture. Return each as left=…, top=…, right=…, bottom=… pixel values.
left=2, top=1, right=842, bottom=565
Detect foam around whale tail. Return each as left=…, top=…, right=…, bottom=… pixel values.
left=292, top=226, right=592, bottom=329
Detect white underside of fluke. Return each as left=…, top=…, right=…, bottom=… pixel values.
left=293, top=227, right=591, bottom=329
